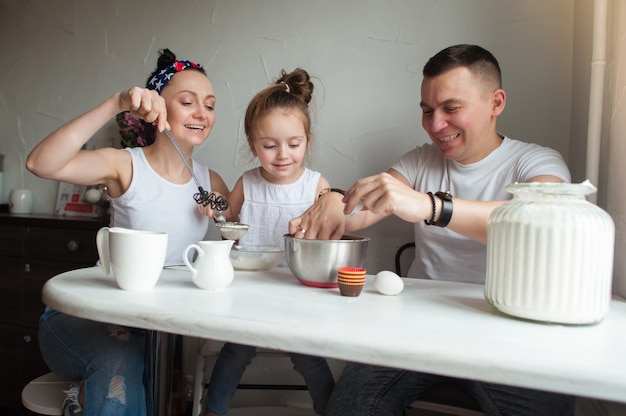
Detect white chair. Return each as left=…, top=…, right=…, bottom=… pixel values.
left=21, top=372, right=77, bottom=416
left=192, top=339, right=317, bottom=416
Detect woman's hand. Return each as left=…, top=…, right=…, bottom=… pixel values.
left=196, top=191, right=233, bottom=222
left=288, top=192, right=346, bottom=240
left=197, top=201, right=219, bottom=220
left=116, top=87, right=170, bottom=132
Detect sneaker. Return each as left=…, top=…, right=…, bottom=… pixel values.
left=62, top=383, right=83, bottom=416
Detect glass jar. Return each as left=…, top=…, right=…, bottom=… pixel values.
left=485, top=181, right=615, bottom=325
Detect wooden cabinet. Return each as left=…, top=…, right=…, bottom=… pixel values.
left=0, top=213, right=108, bottom=411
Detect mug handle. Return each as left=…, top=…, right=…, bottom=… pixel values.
left=96, top=227, right=111, bottom=274
left=183, top=244, right=202, bottom=274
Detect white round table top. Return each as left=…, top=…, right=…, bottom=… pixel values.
left=43, top=266, right=626, bottom=404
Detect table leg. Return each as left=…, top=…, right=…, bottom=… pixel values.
left=147, top=330, right=175, bottom=416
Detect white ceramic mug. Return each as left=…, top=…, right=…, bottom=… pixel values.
left=9, top=188, right=34, bottom=214
left=96, top=227, right=168, bottom=291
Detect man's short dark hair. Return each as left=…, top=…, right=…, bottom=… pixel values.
left=423, top=44, right=502, bottom=89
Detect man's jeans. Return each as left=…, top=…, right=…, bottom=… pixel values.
left=326, top=362, right=574, bottom=416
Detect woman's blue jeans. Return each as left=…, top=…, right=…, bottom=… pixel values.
left=205, top=342, right=335, bottom=415
left=38, top=308, right=148, bottom=416
left=326, top=362, right=574, bottom=416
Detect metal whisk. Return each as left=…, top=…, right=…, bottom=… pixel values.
left=163, top=129, right=228, bottom=222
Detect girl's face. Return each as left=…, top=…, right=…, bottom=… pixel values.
left=251, top=109, right=309, bottom=184
left=160, top=70, right=216, bottom=148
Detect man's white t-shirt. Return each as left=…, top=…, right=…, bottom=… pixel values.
left=390, top=136, right=571, bottom=284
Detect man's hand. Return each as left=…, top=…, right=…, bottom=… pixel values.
left=288, top=192, right=346, bottom=240
left=346, top=172, right=431, bottom=224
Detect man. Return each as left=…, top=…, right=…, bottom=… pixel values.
left=290, top=44, right=573, bottom=415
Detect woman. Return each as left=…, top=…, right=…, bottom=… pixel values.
left=26, top=48, right=228, bottom=416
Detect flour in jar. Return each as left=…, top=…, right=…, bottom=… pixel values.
left=485, top=181, right=614, bottom=325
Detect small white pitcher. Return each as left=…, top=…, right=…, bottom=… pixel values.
left=183, top=240, right=235, bottom=290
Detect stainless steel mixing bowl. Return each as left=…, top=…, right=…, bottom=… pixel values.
left=284, top=234, right=370, bottom=287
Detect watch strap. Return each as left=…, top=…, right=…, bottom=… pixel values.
left=433, top=191, right=453, bottom=227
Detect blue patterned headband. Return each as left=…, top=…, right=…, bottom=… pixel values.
left=147, top=60, right=204, bottom=94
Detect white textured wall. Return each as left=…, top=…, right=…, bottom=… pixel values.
left=0, top=0, right=575, bottom=274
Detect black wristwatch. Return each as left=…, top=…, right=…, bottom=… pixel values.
left=433, top=191, right=453, bottom=227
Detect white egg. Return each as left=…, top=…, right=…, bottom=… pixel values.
left=374, top=270, right=404, bottom=296
left=84, top=188, right=102, bottom=204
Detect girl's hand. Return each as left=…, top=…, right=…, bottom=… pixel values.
left=116, top=87, right=170, bottom=132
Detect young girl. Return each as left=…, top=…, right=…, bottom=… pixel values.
left=203, top=68, right=335, bottom=415
left=27, top=48, right=228, bottom=416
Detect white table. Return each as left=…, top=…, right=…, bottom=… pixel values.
left=42, top=266, right=626, bottom=412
